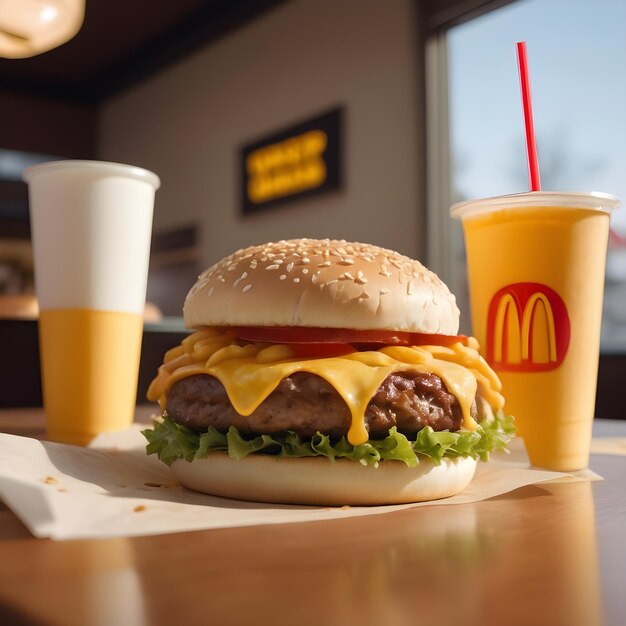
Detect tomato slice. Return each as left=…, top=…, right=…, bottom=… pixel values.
left=401, top=332, right=469, bottom=347
left=236, top=326, right=468, bottom=347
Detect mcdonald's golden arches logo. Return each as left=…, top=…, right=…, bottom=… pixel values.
left=486, top=282, right=570, bottom=372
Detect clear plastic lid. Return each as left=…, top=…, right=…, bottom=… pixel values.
left=450, top=191, right=620, bottom=220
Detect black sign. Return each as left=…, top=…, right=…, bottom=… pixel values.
left=241, top=107, right=342, bottom=214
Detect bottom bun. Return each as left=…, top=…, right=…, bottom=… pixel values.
left=171, top=453, right=477, bottom=506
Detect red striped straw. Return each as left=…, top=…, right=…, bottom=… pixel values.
left=516, top=41, right=541, bottom=191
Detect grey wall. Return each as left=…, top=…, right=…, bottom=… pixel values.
left=98, top=0, right=424, bottom=277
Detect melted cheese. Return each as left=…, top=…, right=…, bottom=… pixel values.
left=147, top=328, right=505, bottom=446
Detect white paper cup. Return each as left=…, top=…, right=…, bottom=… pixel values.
left=23, top=160, right=160, bottom=445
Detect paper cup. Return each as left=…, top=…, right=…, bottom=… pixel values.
left=24, top=161, right=160, bottom=445
left=451, top=191, right=620, bottom=471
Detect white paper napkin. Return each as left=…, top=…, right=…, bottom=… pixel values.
left=0, top=428, right=599, bottom=540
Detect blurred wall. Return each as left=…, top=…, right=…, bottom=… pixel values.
left=98, top=0, right=424, bottom=277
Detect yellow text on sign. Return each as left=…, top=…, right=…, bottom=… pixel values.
left=246, top=130, right=328, bottom=204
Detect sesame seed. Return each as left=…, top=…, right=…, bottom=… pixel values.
left=207, top=286, right=215, bottom=297
left=266, top=264, right=280, bottom=270
left=380, top=288, right=390, bottom=295
left=227, top=264, right=237, bottom=272
left=407, top=281, right=417, bottom=295
left=302, top=268, right=309, bottom=274
left=249, top=260, right=258, bottom=269
left=355, top=271, right=368, bottom=285
left=338, top=258, right=355, bottom=266
left=293, top=277, right=300, bottom=283
left=242, top=284, right=252, bottom=293
left=301, top=257, right=311, bottom=264
left=339, top=272, right=355, bottom=281
left=318, top=261, right=331, bottom=267
left=279, top=274, right=287, bottom=280
left=233, top=272, right=248, bottom=287
left=311, top=273, right=319, bottom=285
left=337, top=247, right=347, bottom=255
left=286, top=262, right=294, bottom=272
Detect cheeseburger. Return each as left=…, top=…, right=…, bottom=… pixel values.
left=144, top=239, right=514, bottom=505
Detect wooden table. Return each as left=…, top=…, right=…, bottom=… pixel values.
left=0, top=410, right=624, bottom=626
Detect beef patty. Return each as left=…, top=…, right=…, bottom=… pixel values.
left=166, top=371, right=465, bottom=439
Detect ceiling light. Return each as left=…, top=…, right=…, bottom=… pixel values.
left=0, top=0, right=85, bottom=59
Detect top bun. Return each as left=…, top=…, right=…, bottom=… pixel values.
left=183, top=239, right=460, bottom=334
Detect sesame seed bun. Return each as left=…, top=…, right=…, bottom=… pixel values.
left=171, top=452, right=477, bottom=506
left=183, top=239, right=460, bottom=334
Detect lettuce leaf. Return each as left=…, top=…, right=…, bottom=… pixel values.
left=143, top=412, right=516, bottom=468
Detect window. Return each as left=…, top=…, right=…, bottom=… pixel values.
left=426, top=0, right=626, bottom=352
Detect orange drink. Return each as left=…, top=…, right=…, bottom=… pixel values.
left=23, top=161, right=160, bottom=445
left=39, top=309, right=144, bottom=445
left=451, top=192, right=619, bottom=470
